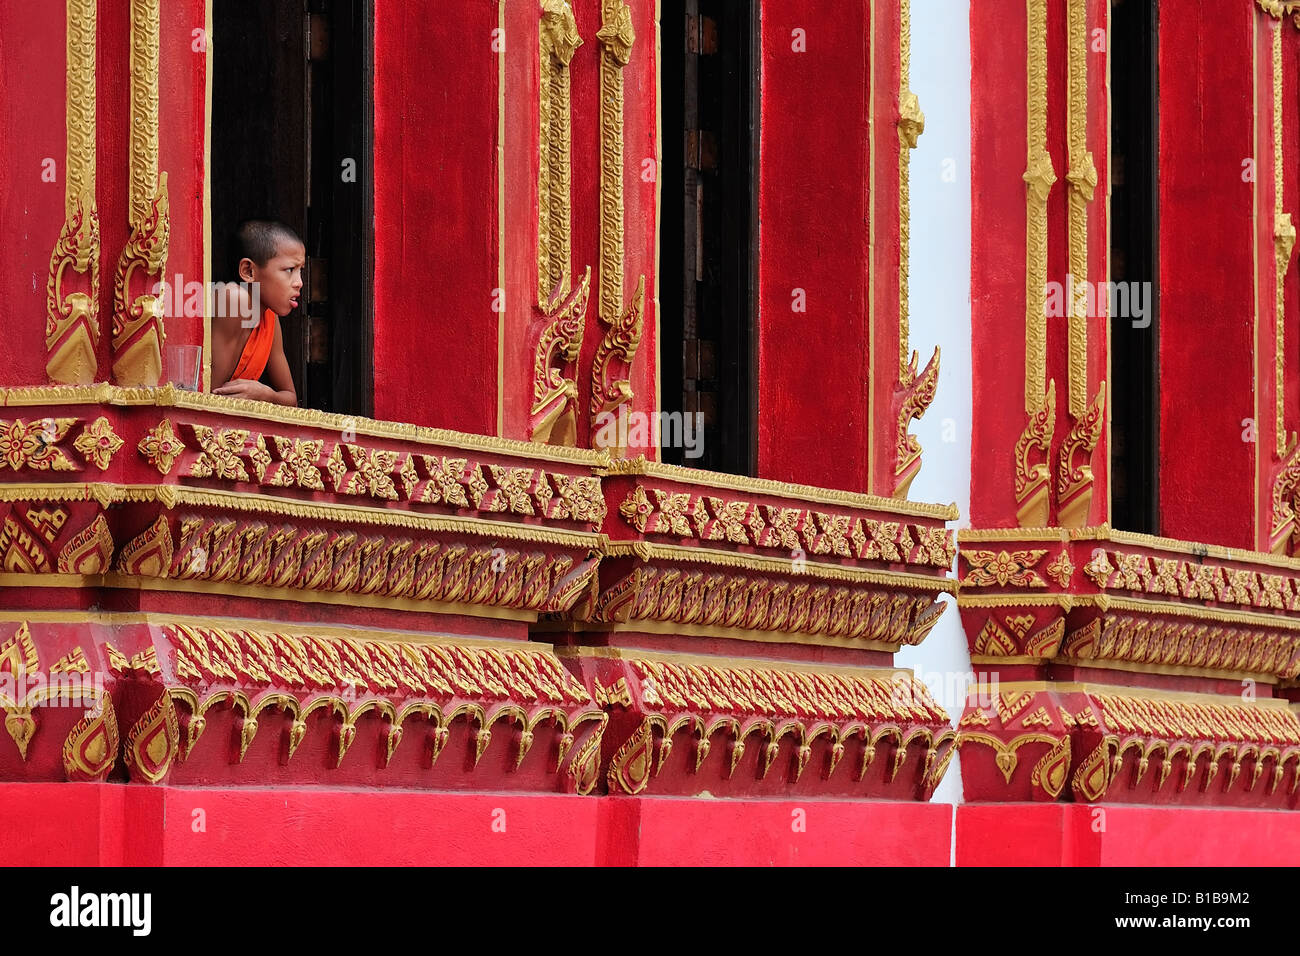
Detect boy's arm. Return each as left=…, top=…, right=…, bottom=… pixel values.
left=212, top=317, right=298, bottom=406
left=262, top=317, right=299, bottom=406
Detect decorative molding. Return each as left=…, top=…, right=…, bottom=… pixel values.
left=961, top=549, right=1049, bottom=588
left=72, top=417, right=123, bottom=470
left=1258, top=0, right=1300, bottom=25
left=165, top=419, right=606, bottom=525
left=893, top=347, right=940, bottom=498
left=111, top=0, right=169, bottom=387
left=137, top=419, right=184, bottom=476
left=531, top=269, right=591, bottom=446
left=1015, top=380, right=1056, bottom=526
left=897, top=0, right=924, bottom=380
left=1023, top=0, right=1054, bottom=416
left=617, top=484, right=954, bottom=571
left=532, top=2, right=591, bottom=448
left=45, top=0, right=101, bottom=386
left=1062, top=614, right=1300, bottom=681
left=538, top=0, right=581, bottom=304
left=1065, top=0, right=1095, bottom=418
left=108, top=511, right=602, bottom=614
left=591, top=562, right=948, bottom=647
left=1056, top=383, right=1106, bottom=528
left=106, top=623, right=611, bottom=791
left=601, top=455, right=960, bottom=521
left=959, top=683, right=1300, bottom=806
left=590, top=0, right=645, bottom=450
left=0, top=385, right=611, bottom=466
left=0, top=419, right=81, bottom=473
left=592, top=654, right=952, bottom=797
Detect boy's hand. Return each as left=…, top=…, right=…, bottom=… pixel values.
left=214, top=379, right=278, bottom=402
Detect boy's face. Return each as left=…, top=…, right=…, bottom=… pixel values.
left=240, top=238, right=305, bottom=317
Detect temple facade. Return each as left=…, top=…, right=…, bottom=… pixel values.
left=0, top=0, right=1295, bottom=866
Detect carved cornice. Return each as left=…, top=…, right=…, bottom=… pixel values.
left=590, top=557, right=949, bottom=650
left=103, top=622, right=607, bottom=791
left=957, top=525, right=1300, bottom=683
left=0, top=386, right=611, bottom=465
left=570, top=648, right=953, bottom=797
left=46, top=0, right=101, bottom=386
left=601, top=455, right=959, bottom=521
left=616, top=487, right=954, bottom=574
left=958, top=682, right=1300, bottom=807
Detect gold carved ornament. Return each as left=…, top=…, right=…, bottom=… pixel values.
left=1014, top=380, right=1055, bottom=526
left=46, top=0, right=101, bottom=386
left=592, top=562, right=947, bottom=647
left=602, top=658, right=952, bottom=795
left=163, top=418, right=607, bottom=524
left=893, top=348, right=940, bottom=499
left=1268, top=21, right=1300, bottom=554
left=532, top=2, right=592, bottom=448
left=1056, top=0, right=1103, bottom=529
left=111, top=0, right=170, bottom=386
left=589, top=0, right=646, bottom=453
left=154, top=624, right=605, bottom=789
left=1018, top=0, right=1056, bottom=527
left=0, top=623, right=118, bottom=780
left=112, top=510, right=601, bottom=616
left=892, top=0, right=941, bottom=499
left=1056, top=383, right=1106, bottom=528
left=532, top=269, right=592, bottom=446
left=1258, top=0, right=1300, bottom=28
left=616, top=484, right=953, bottom=570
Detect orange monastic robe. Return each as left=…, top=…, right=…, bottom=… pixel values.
left=231, top=310, right=276, bottom=382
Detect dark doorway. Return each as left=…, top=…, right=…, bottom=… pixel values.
left=658, top=0, right=758, bottom=473
left=1109, top=0, right=1159, bottom=533
left=211, top=0, right=373, bottom=416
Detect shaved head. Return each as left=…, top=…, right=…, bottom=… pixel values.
left=227, top=219, right=302, bottom=280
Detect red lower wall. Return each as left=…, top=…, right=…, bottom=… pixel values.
left=4, top=784, right=1295, bottom=867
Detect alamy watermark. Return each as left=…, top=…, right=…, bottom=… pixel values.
left=1045, top=276, right=1152, bottom=328
left=593, top=407, right=704, bottom=459
left=150, top=274, right=262, bottom=328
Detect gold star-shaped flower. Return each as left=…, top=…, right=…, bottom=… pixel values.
left=74, top=417, right=124, bottom=471
left=137, top=419, right=185, bottom=476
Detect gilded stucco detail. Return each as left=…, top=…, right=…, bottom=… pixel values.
left=111, top=0, right=170, bottom=387
left=590, top=0, right=645, bottom=451
left=46, top=0, right=101, bottom=386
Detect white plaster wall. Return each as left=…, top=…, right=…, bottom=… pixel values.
left=893, top=0, right=973, bottom=813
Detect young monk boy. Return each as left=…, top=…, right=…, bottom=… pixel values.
left=210, top=220, right=301, bottom=406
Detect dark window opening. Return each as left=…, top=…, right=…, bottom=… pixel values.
left=659, top=0, right=757, bottom=474
left=211, top=0, right=373, bottom=416
left=1109, top=0, right=1159, bottom=533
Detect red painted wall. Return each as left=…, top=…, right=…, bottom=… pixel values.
left=372, top=0, right=500, bottom=433
left=158, top=0, right=208, bottom=369
left=1157, top=1, right=1256, bottom=548
left=968, top=0, right=1029, bottom=526
left=0, top=3, right=70, bottom=386
left=757, top=0, right=874, bottom=492
left=97, top=0, right=130, bottom=382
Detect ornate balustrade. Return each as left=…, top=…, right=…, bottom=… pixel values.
left=0, top=387, right=960, bottom=801
left=956, top=526, right=1300, bottom=809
